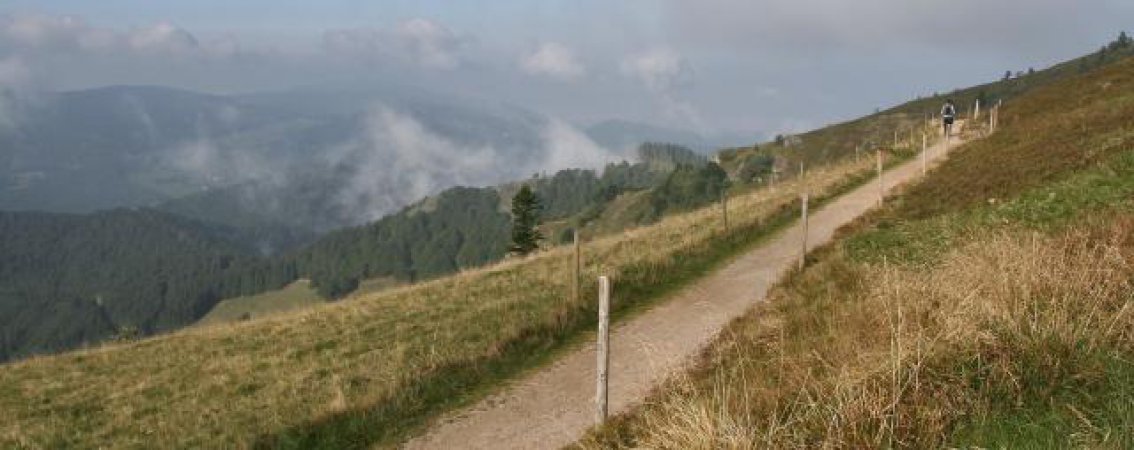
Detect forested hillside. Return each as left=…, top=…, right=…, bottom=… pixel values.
left=292, top=143, right=714, bottom=298
left=0, top=209, right=274, bottom=361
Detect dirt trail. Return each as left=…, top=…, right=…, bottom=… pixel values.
left=404, top=127, right=966, bottom=450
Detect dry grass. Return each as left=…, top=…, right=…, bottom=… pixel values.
left=580, top=219, right=1134, bottom=449
left=0, top=151, right=873, bottom=447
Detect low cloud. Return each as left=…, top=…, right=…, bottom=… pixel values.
left=0, top=13, right=208, bottom=57
left=165, top=137, right=287, bottom=189
left=127, top=22, right=199, bottom=54
left=323, top=18, right=467, bottom=70
left=520, top=42, right=585, bottom=81
left=328, top=105, right=620, bottom=223
left=620, top=48, right=704, bottom=129
left=620, top=48, right=693, bottom=93
left=538, top=118, right=619, bottom=170
left=0, top=57, right=31, bottom=88
left=0, top=56, right=34, bottom=129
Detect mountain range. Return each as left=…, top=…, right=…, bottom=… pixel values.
left=1, top=84, right=725, bottom=248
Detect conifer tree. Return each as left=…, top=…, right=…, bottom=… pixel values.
left=509, top=185, right=543, bottom=256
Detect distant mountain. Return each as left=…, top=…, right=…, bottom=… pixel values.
left=0, top=86, right=283, bottom=213
left=0, top=83, right=745, bottom=255
left=0, top=84, right=557, bottom=244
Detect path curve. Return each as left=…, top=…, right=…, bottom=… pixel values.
left=404, top=126, right=966, bottom=450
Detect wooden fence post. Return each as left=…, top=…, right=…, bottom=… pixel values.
left=721, top=191, right=729, bottom=231
left=855, top=144, right=861, bottom=163
left=921, top=132, right=927, bottom=175
left=799, top=193, right=809, bottom=271
left=572, top=229, right=581, bottom=304
left=877, top=149, right=884, bottom=206
left=595, top=276, right=611, bottom=425
left=989, top=105, right=995, bottom=133
left=974, top=99, right=981, bottom=120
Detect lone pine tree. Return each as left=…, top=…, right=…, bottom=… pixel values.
left=510, top=184, right=543, bottom=256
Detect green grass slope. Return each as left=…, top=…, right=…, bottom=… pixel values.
left=195, top=280, right=324, bottom=326
left=580, top=46, right=1134, bottom=449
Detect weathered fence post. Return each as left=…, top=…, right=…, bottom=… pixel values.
left=974, top=99, right=981, bottom=120
left=799, top=193, right=809, bottom=271
left=721, top=190, right=729, bottom=231
left=855, top=144, right=861, bottom=163
left=921, top=132, right=927, bottom=175
left=595, top=276, right=611, bottom=425
left=572, top=229, right=581, bottom=304
left=989, top=104, right=995, bottom=133
left=877, top=149, right=884, bottom=205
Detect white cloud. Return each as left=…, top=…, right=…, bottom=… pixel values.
left=0, top=57, right=31, bottom=87
left=0, top=13, right=90, bottom=52
left=0, top=56, right=33, bottom=128
left=394, top=18, right=464, bottom=69
left=620, top=48, right=704, bottom=129
left=620, top=48, right=693, bottom=93
left=332, top=106, right=498, bottom=222
left=538, top=118, right=621, bottom=171
left=520, top=42, right=585, bottom=81
left=326, top=105, right=620, bottom=223
left=127, top=22, right=198, bottom=54
left=323, top=18, right=467, bottom=70
left=0, top=12, right=245, bottom=63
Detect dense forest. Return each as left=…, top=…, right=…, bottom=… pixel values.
left=0, top=143, right=732, bottom=362
left=0, top=209, right=272, bottom=361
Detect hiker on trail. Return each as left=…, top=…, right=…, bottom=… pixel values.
left=941, top=99, right=957, bottom=137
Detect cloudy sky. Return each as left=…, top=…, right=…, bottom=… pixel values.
left=2, top=0, right=1130, bottom=137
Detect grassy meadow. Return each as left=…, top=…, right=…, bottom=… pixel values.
left=195, top=280, right=324, bottom=326
left=0, top=139, right=882, bottom=448
left=578, top=52, right=1134, bottom=449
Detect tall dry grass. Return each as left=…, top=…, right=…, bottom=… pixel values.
left=585, top=218, right=1134, bottom=449
left=0, top=155, right=874, bottom=447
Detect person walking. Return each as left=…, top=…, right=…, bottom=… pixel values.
left=941, top=99, right=957, bottom=137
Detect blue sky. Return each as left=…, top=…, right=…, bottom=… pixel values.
left=2, top=1, right=1131, bottom=138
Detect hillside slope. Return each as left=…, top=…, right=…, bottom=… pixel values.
left=407, top=120, right=962, bottom=450
left=0, top=139, right=875, bottom=449
left=580, top=44, right=1134, bottom=449
left=716, top=32, right=1134, bottom=182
